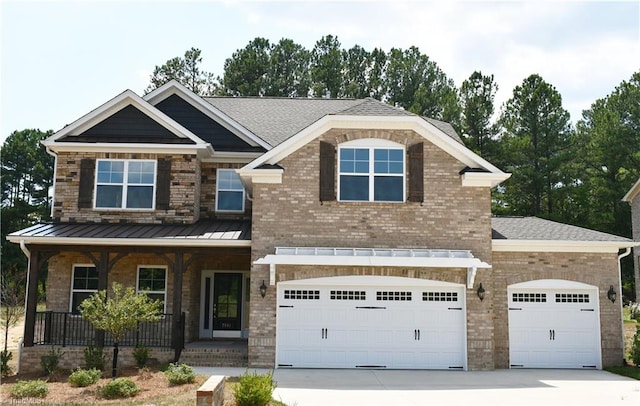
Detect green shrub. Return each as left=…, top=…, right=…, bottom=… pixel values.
left=99, top=377, right=140, bottom=399
left=629, top=302, right=640, bottom=322
left=84, top=344, right=106, bottom=370
left=40, top=347, right=63, bottom=376
left=631, top=325, right=640, bottom=367
left=1, top=350, right=13, bottom=376
left=163, top=362, right=195, bottom=385
left=133, top=343, right=149, bottom=368
left=68, top=368, right=102, bottom=387
left=10, top=379, right=49, bottom=398
left=233, top=370, right=277, bottom=406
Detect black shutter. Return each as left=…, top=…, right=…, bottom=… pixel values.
left=319, top=141, right=336, bottom=202
left=156, top=159, right=171, bottom=210
left=78, top=159, right=95, bottom=209
left=408, top=142, right=424, bottom=202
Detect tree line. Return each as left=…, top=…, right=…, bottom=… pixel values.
left=2, top=35, right=639, bottom=299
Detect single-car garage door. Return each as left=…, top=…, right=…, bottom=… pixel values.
left=276, top=276, right=466, bottom=369
left=508, top=279, right=601, bottom=369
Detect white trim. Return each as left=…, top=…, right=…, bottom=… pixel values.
left=202, top=151, right=264, bottom=164
left=492, top=239, right=638, bottom=253
left=337, top=141, right=405, bottom=203
left=43, top=142, right=210, bottom=155
left=94, top=159, right=157, bottom=210
left=70, top=264, right=98, bottom=314
left=6, top=235, right=252, bottom=247
left=215, top=168, right=246, bottom=213
left=44, top=89, right=206, bottom=146
left=461, top=171, right=512, bottom=187
left=136, top=265, right=168, bottom=313
left=509, top=279, right=598, bottom=289
left=277, top=275, right=465, bottom=287
left=623, top=177, right=640, bottom=202
left=244, top=115, right=508, bottom=177
left=144, top=80, right=272, bottom=150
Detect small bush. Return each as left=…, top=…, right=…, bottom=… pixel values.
left=68, top=368, right=102, bottom=387
left=11, top=379, right=49, bottom=398
left=99, top=377, right=140, bottom=399
left=631, top=325, right=640, bottom=367
left=40, top=347, right=63, bottom=376
left=233, top=370, right=277, bottom=406
left=163, top=362, right=195, bottom=385
left=629, top=302, right=640, bottom=322
left=1, top=350, right=13, bottom=376
left=133, top=343, right=149, bottom=368
left=84, top=344, right=106, bottom=370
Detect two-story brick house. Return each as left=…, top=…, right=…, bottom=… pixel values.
left=8, top=80, right=635, bottom=372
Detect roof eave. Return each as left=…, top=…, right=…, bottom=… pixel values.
left=622, top=177, right=640, bottom=202
left=492, top=239, right=638, bottom=253
left=7, top=235, right=251, bottom=248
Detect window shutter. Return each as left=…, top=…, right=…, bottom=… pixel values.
left=319, top=141, right=336, bottom=202
left=408, top=142, right=424, bottom=202
left=156, top=158, right=171, bottom=210
left=78, top=159, right=95, bottom=209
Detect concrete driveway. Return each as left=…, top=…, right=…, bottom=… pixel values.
left=194, top=367, right=640, bottom=405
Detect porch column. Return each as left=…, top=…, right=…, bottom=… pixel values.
left=172, top=252, right=184, bottom=362
left=95, top=251, right=110, bottom=348
left=23, top=248, right=41, bottom=347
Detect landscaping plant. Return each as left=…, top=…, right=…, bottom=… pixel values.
left=99, top=377, right=140, bottom=399
left=68, top=368, right=102, bottom=387
left=163, top=362, right=196, bottom=385
left=233, top=370, right=277, bottom=406
left=133, top=343, right=150, bottom=368
left=10, top=379, right=49, bottom=399
left=40, top=346, right=64, bottom=376
left=84, top=344, right=106, bottom=370
left=1, top=349, right=12, bottom=376
left=80, top=282, right=162, bottom=377
left=631, top=325, right=640, bottom=367
left=629, top=302, right=640, bottom=322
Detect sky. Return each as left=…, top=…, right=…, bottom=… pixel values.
left=1, top=0, right=639, bottom=143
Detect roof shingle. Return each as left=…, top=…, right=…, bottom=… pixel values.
left=491, top=216, right=631, bottom=242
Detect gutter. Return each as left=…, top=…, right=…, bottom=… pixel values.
left=18, top=239, right=30, bottom=373
left=618, top=247, right=632, bottom=365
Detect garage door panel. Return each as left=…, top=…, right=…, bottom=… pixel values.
left=277, top=279, right=466, bottom=369
left=508, top=283, right=601, bottom=369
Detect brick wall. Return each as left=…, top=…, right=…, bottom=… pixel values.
left=199, top=162, right=252, bottom=220
left=248, top=129, right=495, bottom=369
left=53, top=152, right=200, bottom=224
left=492, top=251, right=623, bottom=368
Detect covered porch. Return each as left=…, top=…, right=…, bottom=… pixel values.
left=7, top=220, right=252, bottom=366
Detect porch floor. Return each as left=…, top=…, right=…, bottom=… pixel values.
left=181, top=339, right=248, bottom=367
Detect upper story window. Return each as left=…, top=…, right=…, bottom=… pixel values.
left=95, top=159, right=156, bottom=209
left=70, top=265, right=98, bottom=314
left=338, top=139, right=405, bottom=202
left=216, top=169, right=245, bottom=212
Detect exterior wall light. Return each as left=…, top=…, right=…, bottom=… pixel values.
left=607, top=285, right=616, bottom=303
left=477, top=283, right=486, bottom=301
left=260, top=280, right=267, bottom=298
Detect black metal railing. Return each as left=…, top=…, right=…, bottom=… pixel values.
left=33, top=311, right=177, bottom=348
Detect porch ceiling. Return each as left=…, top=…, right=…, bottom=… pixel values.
left=7, top=219, right=251, bottom=247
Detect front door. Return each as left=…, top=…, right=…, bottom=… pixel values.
left=200, top=271, right=245, bottom=338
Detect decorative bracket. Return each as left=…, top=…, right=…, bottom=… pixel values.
left=270, top=263, right=276, bottom=286
left=467, top=266, right=477, bottom=289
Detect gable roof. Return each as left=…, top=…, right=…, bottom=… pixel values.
left=492, top=216, right=636, bottom=253
left=623, top=177, right=640, bottom=202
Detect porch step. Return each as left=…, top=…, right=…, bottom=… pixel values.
left=179, top=346, right=248, bottom=367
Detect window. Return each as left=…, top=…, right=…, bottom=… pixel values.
left=137, top=266, right=167, bottom=312
left=95, top=159, right=156, bottom=209
left=216, top=169, right=245, bottom=212
left=338, top=140, right=405, bottom=202
left=70, top=265, right=98, bottom=314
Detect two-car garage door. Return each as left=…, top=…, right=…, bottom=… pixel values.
left=276, top=276, right=466, bottom=370
left=508, top=280, right=602, bottom=369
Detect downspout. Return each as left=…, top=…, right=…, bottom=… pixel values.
left=45, top=146, right=57, bottom=219
left=18, top=239, right=31, bottom=374
left=618, top=247, right=631, bottom=365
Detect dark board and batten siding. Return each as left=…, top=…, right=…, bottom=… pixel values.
left=58, top=105, right=195, bottom=144
left=155, top=94, right=264, bottom=152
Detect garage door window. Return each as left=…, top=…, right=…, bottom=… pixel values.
left=377, top=291, right=411, bottom=301
left=284, top=290, right=320, bottom=300
left=555, top=293, right=589, bottom=303
left=512, top=292, right=546, bottom=302
left=330, top=290, right=366, bottom=300
left=423, top=292, right=458, bottom=301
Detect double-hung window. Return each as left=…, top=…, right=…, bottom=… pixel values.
left=95, top=159, right=156, bottom=209
left=338, top=140, right=405, bottom=202
left=70, top=265, right=98, bottom=314
left=216, top=169, right=245, bottom=212
left=137, top=266, right=167, bottom=312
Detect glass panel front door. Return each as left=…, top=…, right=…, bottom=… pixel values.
left=213, top=273, right=242, bottom=331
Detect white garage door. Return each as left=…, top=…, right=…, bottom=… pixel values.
left=276, top=276, right=466, bottom=370
left=508, top=279, right=601, bottom=369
